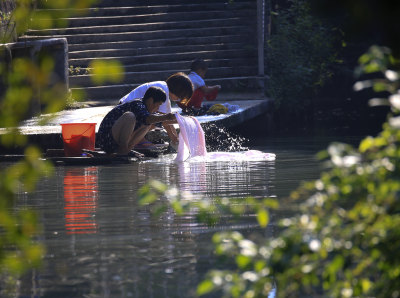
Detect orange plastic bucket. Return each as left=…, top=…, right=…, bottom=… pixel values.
left=61, top=123, right=96, bottom=157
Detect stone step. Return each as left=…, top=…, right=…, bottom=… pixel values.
left=93, top=0, right=253, bottom=8
left=69, top=66, right=257, bottom=87
left=68, top=34, right=246, bottom=52
left=35, top=2, right=255, bottom=19
left=68, top=59, right=235, bottom=76
left=68, top=42, right=254, bottom=59
left=118, top=58, right=257, bottom=73
left=26, top=17, right=253, bottom=36
left=26, top=0, right=261, bottom=101
left=71, top=76, right=263, bottom=101
left=20, top=25, right=252, bottom=45
left=67, top=57, right=258, bottom=82
left=34, top=9, right=254, bottom=29
left=69, top=48, right=254, bottom=68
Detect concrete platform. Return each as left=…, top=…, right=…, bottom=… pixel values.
left=0, top=98, right=273, bottom=153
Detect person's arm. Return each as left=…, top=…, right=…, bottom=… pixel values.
left=199, top=85, right=221, bottom=94
left=146, top=113, right=179, bottom=148
left=163, top=123, right=179, bottom=148
left=148, top=113, right=179, bottom=146
left=145, top=113, right=176, bottom=125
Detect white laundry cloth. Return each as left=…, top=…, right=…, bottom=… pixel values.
left=174, top=113, right=276, bottom=162
left=175, top=113, right=207, bottom=162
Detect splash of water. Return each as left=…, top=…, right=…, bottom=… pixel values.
left=202, top=123, right=249, bottom=152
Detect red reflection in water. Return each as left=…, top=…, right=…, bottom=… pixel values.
left=64, top=167, right=98, bottom=234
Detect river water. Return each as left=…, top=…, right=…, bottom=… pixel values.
left=5, top=135, right=362, bottom=298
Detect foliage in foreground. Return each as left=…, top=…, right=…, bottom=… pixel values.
left=204, top=46, right=400, bottom=297
left=139, top=46, right=400, bottom=297
left=0, top=0, right=123, bottom=278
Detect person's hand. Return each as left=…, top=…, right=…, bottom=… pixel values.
left=167, top=113, right=176, bottom=121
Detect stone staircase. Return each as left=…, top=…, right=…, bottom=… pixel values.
left=19, top=0, right=262, bottom=103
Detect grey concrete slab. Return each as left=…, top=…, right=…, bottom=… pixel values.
left=0, top=98, right=272, bottom=152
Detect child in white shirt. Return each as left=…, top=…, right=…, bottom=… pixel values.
left=177, top=59, right=221, bottom=110
left=119, top=72, right=193, bottom=150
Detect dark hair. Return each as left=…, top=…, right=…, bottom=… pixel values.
left=143, top=86, right=167, bottom=103
left=166, top=72, right=193, bottom=100
left=190, top=58, right=208, bottom=72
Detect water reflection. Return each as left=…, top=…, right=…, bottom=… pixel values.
left=9, top=136, right=339, bottom=297
left=142, top=154, right=276, bottom=200
left=138, top=155, right=277, bottom=240
left=177, top=160, right=207, bottom=193
left=64, top=167, right=98, bottom=234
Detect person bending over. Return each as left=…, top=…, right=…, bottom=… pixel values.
left=97, top=87, right=176, bottom=155
left=118, top=72, right=193, bottom=150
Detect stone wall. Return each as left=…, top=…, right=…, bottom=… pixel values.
left=0, top=38, right=69, bottom=118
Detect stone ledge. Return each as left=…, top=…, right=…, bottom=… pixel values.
left=0, top=98, right=273, bottom=153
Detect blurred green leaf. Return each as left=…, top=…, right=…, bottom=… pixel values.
left=359, top=137, right=374, bottom=153
left=153, top=205, right=168, bottom=218
left=171, top=200, right=184, bottom=215
left=89, top=59, right=124, bottom=85
left=197, top=280, right=215, bottom=296
left=0, top=0, right=106, bottom=277
left=137, top=187, right=158, bottom=206
left=236, top=255, right=252, bottom=269
left=257, top=208, right=269, bottom=228
left=372, top=81, right=389, bottom=92
left=149, top=179, right=168, bottom=193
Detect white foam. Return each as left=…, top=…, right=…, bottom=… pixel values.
left=187, top=150, right=276, bottom=162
